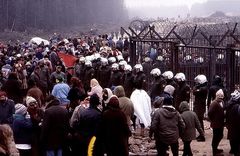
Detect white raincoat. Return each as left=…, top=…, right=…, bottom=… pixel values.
left=130, top=89, right=152, bottom=127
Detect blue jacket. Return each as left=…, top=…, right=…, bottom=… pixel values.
left=13, top=114, right=33, bottom=144
left=52, top=82, right=70, bottom=105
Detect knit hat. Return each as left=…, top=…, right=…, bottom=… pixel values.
left=216, top=89, right=224, bottom=99
left=26, top=96, right=37, bottom=106
left=164, top=85, right=175, bottom=96
left=107, top=95, right=120, bottom=109
left=15, top=104, right=27, bottom=115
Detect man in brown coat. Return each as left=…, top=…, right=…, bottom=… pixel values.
left=113, top=85, right=134, bottom=127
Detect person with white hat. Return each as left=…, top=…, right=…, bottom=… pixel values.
left=208, top=89, right=225, bottom=155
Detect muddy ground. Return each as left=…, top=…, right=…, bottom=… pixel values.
left=129, top=121, right=232, bottom=156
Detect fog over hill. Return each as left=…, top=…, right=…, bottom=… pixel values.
left=127, top=0, right=240, bottom=19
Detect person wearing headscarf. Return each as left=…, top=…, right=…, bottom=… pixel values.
left=225, top=90, right=240, bottom=155
left=114, top=86, right=134, bottom=127
left=88, top=79, right=103, bottom=101
left=98, top=96, right=131, bottom=156
left=101, top=88, right=113, bottom=111
left=13, top=103, right=33, bottom=156
left=208, top=89, right=225, bottom=155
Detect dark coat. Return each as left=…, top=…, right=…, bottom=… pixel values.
left=109, top=70, right=123, bottom=87
left=225, top=98, right=240, bottom=140
left=150, top=106, right=185, bottom=144
left=99, top=108, right=131, bottom=156
left=73, top=106, right=101, bottom=156
left=133, top=71, right=146, bottom=90
left=208, top=98, right=225, bottom=128
left=175, top=81, right=191, bottom=111
left=150, top=76, right=166, bottom=102
left=2, top=77, right=22, bottom=103
left=0, top=99, right=15, bottom=125
left=13, top=114, right=33, bottom=144
left=98, top=66, right=111, bottom=88
left=83, top=67, right=95, bottom=92
left=179, top=101, right=204, bottom=141
left=193, top=83, right=208, bottom=114
left=123, top=72, right=134, bottom=98
left=41, top=105, right=69, bottom=150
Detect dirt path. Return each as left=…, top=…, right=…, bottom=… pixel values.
left=129, top=121, right=232, bottom=156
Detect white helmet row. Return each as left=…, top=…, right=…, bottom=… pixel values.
left=134, top=64, right=143, bottom=72
left=111, top=63, right=119, bottom=70
left=119, top=60, right=127, bottom=66
left=174, top=73, right=186, bottom=81
left=85, top=60, right=92, bottom=67
left=162, top=71, right=174, bottom=79
left=108, top=57, right=117, bottom=64
left=79, top=56, right=85, bottom=63
left=116, top=55, right=124, bottom=62
left=101, top=57, right=108, bottom=65
left=194, top=74, right=207, bottom=84
left=150, top=68, right=161, bottom=76
left=124, top=64, right=132, bottom=72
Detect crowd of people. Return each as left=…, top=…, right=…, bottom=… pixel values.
left=0, top=33, right=240, bottom=156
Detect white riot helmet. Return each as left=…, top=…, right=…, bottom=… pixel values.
left=124, top=64, right=132, bottom=72
left=156, top=55, right=164, bottom=61
left=79, top=56, right=85, bottom=63
left=101, top=58, right=108, bottom=66
left=111, top=63, right=119, bottom=70
left=134, top=64, right=143, bottom=72
left=85, top=55, right=93, bottom=62
left=150, top=68, right=161, bottom=77
left=108, top=57, right=116, bottom=64
left=194, top=74, right=207, bottom=84
left=174, top=73, right=186, bottom=81
left=162, top=71, right=174, bottom=79
left=116, top=55, right=124, bottom=62
left=94, top=53, right=101, bottom=60
left=119, top=60, right=127, bottom=66
left=144, top=57, right=151, bottom=62
left=85, top=60, right=92, bottom=67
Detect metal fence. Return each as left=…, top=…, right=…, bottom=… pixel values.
left=121, top=20, right=240, bottom=92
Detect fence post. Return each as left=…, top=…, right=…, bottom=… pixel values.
left=208, top=48, right=216, bottom=85
left=171, top=42, right=179, bottom=73
left=226, top=44, right=236, bottom=93
left=129, top=37, right=136, bottom=67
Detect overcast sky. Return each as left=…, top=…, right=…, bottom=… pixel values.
left=125, top=0, right=207, bottom=9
